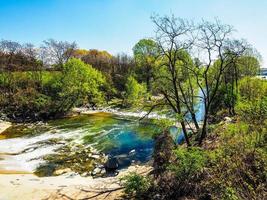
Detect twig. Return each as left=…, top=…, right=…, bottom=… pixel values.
left=79, top=187, right=124, bottom=200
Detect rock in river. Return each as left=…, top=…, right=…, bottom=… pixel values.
left=105, top=157, right=119, bottom=171
left=53, top=168, right=72, bottom=176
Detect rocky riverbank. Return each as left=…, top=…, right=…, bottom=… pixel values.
left=73, top=107, right=169, bottom=120
left=0, top=164, right=152, bottom=200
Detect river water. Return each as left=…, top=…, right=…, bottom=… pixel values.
left=0, top=112, right=159, bottom=173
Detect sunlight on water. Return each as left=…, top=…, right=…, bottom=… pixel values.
left=0, top=113, right=159, bottom=172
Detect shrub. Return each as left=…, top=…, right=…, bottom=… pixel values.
left=236, top=97, right=267, bottom=126
left=121, top=172, right=151, bottom=198
left=200, top=121, right=267, bottom=200
left=238, top=77, right=267, bottom=101
left=169, top=147, right=207, bottom=181
left=146, top=147, right=207, bottom=199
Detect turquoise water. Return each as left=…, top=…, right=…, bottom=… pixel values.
left=49, top=113, right=159, bottom=168
left=0, top=112, right=160, bottom=172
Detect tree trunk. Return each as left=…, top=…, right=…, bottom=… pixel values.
left=191, top=113, right=200, bottom=132
left=146, top=75, right=151, bottom=92
left=198, top=113, right=208, bottom=145
left=181, top=121, right=191, bottom=146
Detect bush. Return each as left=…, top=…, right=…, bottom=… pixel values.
left=238, top=77, right=267, bottom=101
left=236, top=97, right=267, bottom=126
left=169, top=147, right=207, bottom=181
left=2, top=87, right=51, bottom=121
left=121, top=172, right=151, bottom=198
left=200, top=121, right=267, bottom=200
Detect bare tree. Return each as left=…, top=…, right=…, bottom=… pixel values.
left=191, top=20, right=248, bottom=144
left=22, top=43, right=38, bottom=60
left=0, top=40, right=22, bottom=71
left=21, top=43, right=44, bottom=86
left=151, top=15, right=194, bottom=146
left=41, top=39, right=77, bottom=69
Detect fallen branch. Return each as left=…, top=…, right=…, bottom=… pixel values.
left=79, top=187, right=124, bottom=200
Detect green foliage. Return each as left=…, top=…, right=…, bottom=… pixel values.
left=59, top=58, right=105, bottom=111
left=210, top=83, right=238, bottom=115
left=236, top=97, right=267, bottom=125
left=133, top=39, right=159, bottom=91
left=222, top=187, right=239, bottom=200
left=151, top=118, right=174, bottom=131
left=0, top=59, right=106, bottom=121
left=238, top=77, right=267, bottom=101
left=170, top=147, right=207, bottom=180
left=81, top=50, right=135, bottom=97
left=0, top=71, right=52, bottom=120
left=121, top=172, right=151, bottom=198
left=237, top=55, right=260, bottom=77
left=208, top=54, right=260, bottom=116
left=236, top=77, right=267, bottom=147
left=124, top=75, right=146, bottom=107
left=200, top=120, right=267, bottom=200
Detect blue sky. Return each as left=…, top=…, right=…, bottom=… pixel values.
left=0, top=0, right=267, bottom=66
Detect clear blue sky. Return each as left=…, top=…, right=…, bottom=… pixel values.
left=0, top=0, right=267, bottom=66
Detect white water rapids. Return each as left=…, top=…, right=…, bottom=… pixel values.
left=0, top=127, right=89, bottom=172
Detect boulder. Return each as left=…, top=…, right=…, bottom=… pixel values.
left=91, top=154, right=100, bottom=159
left=129, top=149, right=136, bottom=155
left=91, top=167, right=106, bottom=177
left=224, top=116, right=233, bottom=123
left=53, top=168, right=72, bottom=176
left=100, top=168, right=106, bottom=175
left=92, top=167, right=101, bottom=175
left=105, top=157, right=119, bottom=171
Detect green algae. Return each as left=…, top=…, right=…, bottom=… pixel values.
left=34, top=144, right=107, bottom=177
left=0, top=123, right=50, bottom=139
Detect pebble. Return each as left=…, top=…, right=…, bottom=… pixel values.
left=92, top=167, right=101, bottom=175
left=91, top=154, right=100, bottom=159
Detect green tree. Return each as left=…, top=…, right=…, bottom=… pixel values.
left=237, top=77, right=267, bottom=134
left=133, top=39, right=159, bottom=92
left=124, top=75, right=146, bottom=107
left=211, top=54, right=261, bottom=115
left=57, top=58, right=105, bottom=112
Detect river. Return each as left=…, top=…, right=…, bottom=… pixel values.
left=0, top=112, right=159, bottom=174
